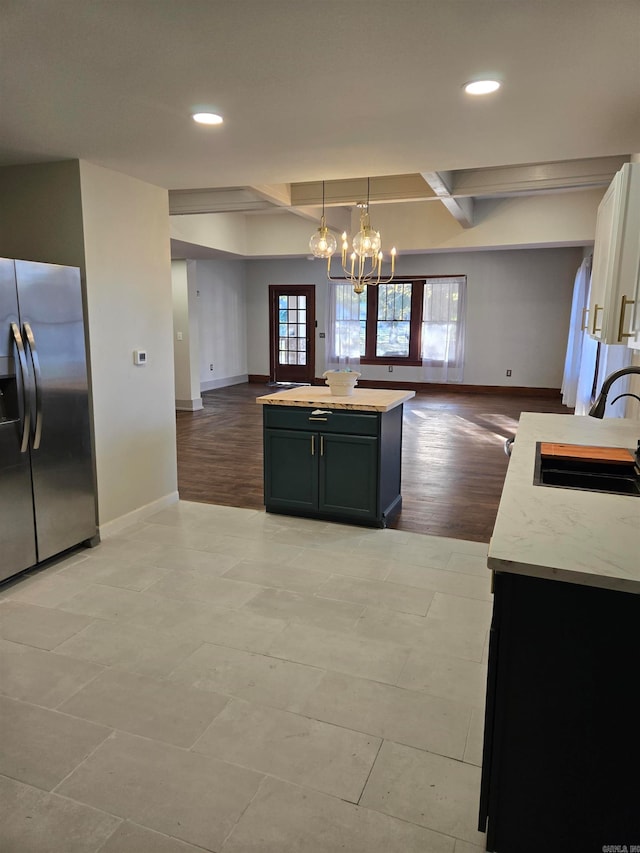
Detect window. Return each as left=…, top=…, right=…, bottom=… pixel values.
left=362, top=282, right=423, bottom=364
left=328, top=276, right=466, bottom=369
left=325, top=284, right=366, bottom=365
left=421, top=277, right=465, bottom=366
left=375, top=283, right=412, bottom=357
left=278, top=293, right=307, bottom=365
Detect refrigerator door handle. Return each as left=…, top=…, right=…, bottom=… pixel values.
left=23, top=322, right=43, bottom=450
left=10, top=322, right=32, bottom=452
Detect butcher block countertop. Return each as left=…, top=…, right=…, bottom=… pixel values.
left=489, top=413, right=640, bottom=595
left=256, top=386, right=415, bottom=412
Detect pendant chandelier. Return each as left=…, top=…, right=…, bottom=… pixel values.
left=309, top=178, right=397, bottom=294
left=308, top=180, right=337, bottom=259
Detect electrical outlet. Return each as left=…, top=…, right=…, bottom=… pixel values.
left=209, top=364, right=214, bottom=371
left=506, top=369, right=512, bottom=377
left=388, top=366, right=393, bottom=372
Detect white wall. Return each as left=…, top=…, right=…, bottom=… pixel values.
left=370, top=190, right=602, bottom=254
left=245, top=257, right=319, bottom=379
left=194, top=259, right=248, bottom=390
left=171, top=213, right=248, bottom=256
left=245, top=247, right=584, bottom=388
left=79, top=162, right=177, bottom=527
left=170, top=189, right=602, bottom=259
left=0, top=161, right=86, bottom=267
left=0, top=160, right=178, bottom=531
left=171, top=259, right=202, bottom=410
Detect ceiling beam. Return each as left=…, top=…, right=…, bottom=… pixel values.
left=452, top=155, right=628, bottom=197
left=287, top=205, right=351, bottom=235
left=168, top=156, right=627, bottom=219
left=168, top=187, right=280, bottom=215
left=422, top=171, right=474, bottom=228
left=250, top=183, right=292, bottom=207
left=440, top=196, right=475, bottom=228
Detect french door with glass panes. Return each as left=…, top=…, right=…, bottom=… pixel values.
left=269, top=285, right=315, bottom=384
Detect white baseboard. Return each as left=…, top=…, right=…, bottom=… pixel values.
left=99, top=491, right=179, bottom=539
left=201, top=374, right=248, bottom=392
left=175, top=398, right=204, bottom=411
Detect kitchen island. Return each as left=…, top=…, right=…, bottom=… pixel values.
left=479, top=413, right=640, bottom=852
left=257, top=387, right=415, bottom=527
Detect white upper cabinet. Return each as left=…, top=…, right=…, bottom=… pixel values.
left=588, top=163, right=640, bottom=349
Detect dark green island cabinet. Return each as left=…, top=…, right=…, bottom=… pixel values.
left=258, top=387, right=415, bottom=527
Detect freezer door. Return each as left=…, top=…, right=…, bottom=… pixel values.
left=15, top=260, right=97, bottom=562
left=0, top=421, right=37, bottom=580
left=0, top=258, right=37, bottom=579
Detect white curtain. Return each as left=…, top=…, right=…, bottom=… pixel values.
left=573, top=261, right=633, bottom=417
left=574, top=263, right=598, bottom=414
left=561, top=258, right=591, bottom=407
left=595, top=343, right=632, bottom=418
left=574, top=332, right=599, bottom=415
left=325, top=283, right=363, bottom=369
left=421, top=276, right=466, bottom=383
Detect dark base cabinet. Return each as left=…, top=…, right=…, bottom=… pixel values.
left=479, top=571, right=640, bottom=853
left=263, top=404, right=403, bottom=527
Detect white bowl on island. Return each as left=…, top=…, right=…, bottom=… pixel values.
left=322, top=369, right=361, bottom=396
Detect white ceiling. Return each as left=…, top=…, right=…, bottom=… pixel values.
left=1, top=0, right=639, bottom=204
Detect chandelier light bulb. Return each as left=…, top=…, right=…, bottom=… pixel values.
left=353, top=226, right=382, bottom=258
left=309, top=181, right=338, bottom=258
left=309, top=220, right=337, bottom=259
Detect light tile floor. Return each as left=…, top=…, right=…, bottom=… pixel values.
left=0, top=502, right=490, bottom=853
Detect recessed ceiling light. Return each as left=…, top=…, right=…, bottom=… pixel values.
left=463, top=80, right=501, bottom=95
left=192, top=112, right=223, bottom=125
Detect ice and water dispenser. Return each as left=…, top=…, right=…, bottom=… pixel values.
left=0, top=357, right=19, bottom=424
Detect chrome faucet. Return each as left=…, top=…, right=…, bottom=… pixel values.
left=588, top=366, right=640, bottom=418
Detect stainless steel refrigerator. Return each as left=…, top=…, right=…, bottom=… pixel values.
left=1, top=258, right=98, bottom=583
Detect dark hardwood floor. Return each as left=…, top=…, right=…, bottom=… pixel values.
left=176, top=383, right=572, bottom=543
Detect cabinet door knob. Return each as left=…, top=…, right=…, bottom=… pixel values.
left=617, top=294, right=636, bottom=341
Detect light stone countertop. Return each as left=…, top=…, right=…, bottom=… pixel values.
left=489, top=413, right=640, bottom=594
left=256, top=386, right=415, bottom=412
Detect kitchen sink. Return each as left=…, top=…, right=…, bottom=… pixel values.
left=534, top=444, right=640, bottom=497
left=540, top=469, right=640, bottom=494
